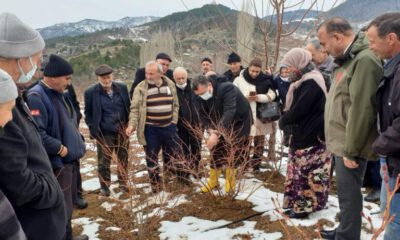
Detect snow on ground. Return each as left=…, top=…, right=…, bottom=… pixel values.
left=72, top=217, right=102, bottom=240
left=159, top=217, right=283, bottom=240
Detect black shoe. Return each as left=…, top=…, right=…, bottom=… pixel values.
left=283, top=209, right=309, bottom=219
left=74, top=197, right=88, bottom=209
left=99, top=188, right=110, bottom=197
left=319, top=229, right=335, bottom=240
left=364, top=188, right=381, bottom=202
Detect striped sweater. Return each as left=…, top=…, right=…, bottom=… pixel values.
left=146, top=80, right=174, bottom=126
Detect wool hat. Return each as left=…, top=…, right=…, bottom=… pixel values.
left=156, top=52, right=172, bottom=62
left=0, top=12, right=45, bottom=58
left=0, top=68, right=18, bottom=103
left=201, top=57, right=213, bottom=64
left=95, top=64, right=113, bottom=76
left=43, top=54, right=73, bottom=77
left=227, top=52, right=241, bottom=64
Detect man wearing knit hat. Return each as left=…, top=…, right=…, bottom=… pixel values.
left=129, top=52, right=174, bottom=98
left=27, top=54, right=87, bottom=240
left=224, top=52, right=244, bottom=82
left=0, top=69, right=27, bottom=240
left=0, top=12, right=67, bottom=240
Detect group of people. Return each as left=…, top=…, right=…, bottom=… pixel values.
left=0, top=10, right=399, bottom=240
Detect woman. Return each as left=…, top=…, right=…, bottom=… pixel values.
left=233, top=58, right=276, bottom=171
left=278, top=48, right=330, bottom=219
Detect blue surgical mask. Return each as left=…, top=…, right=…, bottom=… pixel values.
left=200, top=91, right=212, bottom=100
left=16, top=57, right=37, bottom=84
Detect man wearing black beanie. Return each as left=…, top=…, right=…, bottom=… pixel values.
left=224, top=52, right=244, bottom=82
left=26, top=54, right=88, bottom=240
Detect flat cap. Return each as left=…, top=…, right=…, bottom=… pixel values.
left=95, top=64, right=113, bottom=76
left=155, top=52, right=172, bottom=62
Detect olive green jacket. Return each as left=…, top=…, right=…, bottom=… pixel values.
left=128, top=77, right=179, bottom=146
left=325, top=33, right=383, bottom=161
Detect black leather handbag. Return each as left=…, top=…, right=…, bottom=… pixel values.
left=257, top=101, right=281, bottom=123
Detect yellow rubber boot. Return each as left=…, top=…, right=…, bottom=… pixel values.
left=225, top=168, right=238, bottom=193
left=201, top=168, right=221, bottom=193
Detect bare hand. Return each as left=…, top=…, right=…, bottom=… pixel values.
left=125, top=126, right=135, bottom=136
left=343, top=157, right=359, bottom=169
left=60, top=146, right=68, bottom=157
left=247, top=95, right=258, bottom=102
left=206, top=133, right=219, bottom=150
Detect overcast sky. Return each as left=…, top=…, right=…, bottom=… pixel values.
left=3, top=0, right=344, bottom=28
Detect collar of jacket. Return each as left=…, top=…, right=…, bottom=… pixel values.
left=383, top=52, right=400, bottom=78
left=334, top=32, right=367, bottom=66
left=39, top=80, right=63, bottom=97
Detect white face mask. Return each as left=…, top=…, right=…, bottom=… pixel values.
left=176, top=83, right=187, bottom=90
left=17, top=57, right=37, bottom=84
left=199, top=91, right=212, bottom=100
left=281, top=77, right=290, bottom=82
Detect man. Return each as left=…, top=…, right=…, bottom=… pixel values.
left=27, top=55, right=87, bottom=240
left=317, top=18, right=383, bottom=240
left=129, top=52, right=173, bottom=98
left=64, top=83, right=88, bottom=209
left=201, top=57, right=213, bottom=75
left=224, top=52, right=244, bottom=82
left=306, top=39, right=335, bottom=90
left=0, top=12, right=67, bottom=240
left=173, top=67, right=202, bottom=174
left=84, top=64, right=131, bottom=196
left=191, top=74, right=252, bottom=193
left=367, top=13, right=400, bottom=240
left=126, top=61, right=180, bottom=192
left=0, top=69, right=26, bottom=240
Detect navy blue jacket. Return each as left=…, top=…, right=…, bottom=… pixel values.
left=273, top=75, right=291, bottom=107
left=27, top=81, right=86, bottom=168
left=84, top=82, right=131, bottom=139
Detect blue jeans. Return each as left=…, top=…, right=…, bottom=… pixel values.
left=380, top=157, right=400, bottom=240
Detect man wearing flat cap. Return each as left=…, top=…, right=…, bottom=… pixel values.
left=224, top=52, right=244, bottom=82
left=84, top=64, right=131, bottom=196
left=0, top=12, right=67, bottom=240
left=129, top=52, right=174, bottom=98
left=26, top=54, right=87, bottom=240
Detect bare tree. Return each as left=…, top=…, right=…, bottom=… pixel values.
left=236, top=0, right=255, bottom=64
left=139, top=30, right=175, bottom=67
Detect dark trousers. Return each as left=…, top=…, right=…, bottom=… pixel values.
left=96, top=133, right=129, bottom=190
left=363, top=160, right=382, bottom=190
left=144, top=124, right=181, bottom=184
left=178, top=127, right=201, bottom=172
left=74, top=161, right=83, bottom=202
left=252, top=135, right=265, bottom=168
left=211, top=136, right=250, bottom=169
left=54, top=163, right=77, bottom=240
left=335, top=156, right=367, bottom=240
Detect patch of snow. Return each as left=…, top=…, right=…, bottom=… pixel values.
left=159, top=217, right=282, bottom=240
left=101, top=202, right=117, bottom=211
left=105, top=226, right=121, bottom=231
left=72, top=217, right=101, bottom=240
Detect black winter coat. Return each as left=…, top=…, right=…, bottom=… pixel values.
left=223, top=66, right=244, bottom=82
left=176, top=79, right=202, bottom=134
left=198, top=75, right=252, bottom=138
left=279, top=80, right=325, bottom=150
left=129, top=67, right=174, bottom=98
left=84, top=82, right=131, bottom=139
left=373, top=53, right=400, bottom=177
left=0, top=97, right=67, bottom=240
